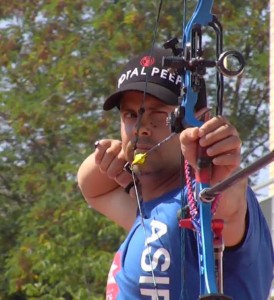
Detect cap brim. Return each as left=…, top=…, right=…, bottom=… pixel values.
left=103, top=82, right=179, bottom=111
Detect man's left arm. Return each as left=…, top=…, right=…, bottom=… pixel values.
left=180, top=115, right=248, bottom=246
left=214, top=177, right=248, bottom=246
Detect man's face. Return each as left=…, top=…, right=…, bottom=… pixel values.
left=119, top=91, right=181, bottom=176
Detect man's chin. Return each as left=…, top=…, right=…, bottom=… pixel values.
left=131, top=163, right=159, bottom=177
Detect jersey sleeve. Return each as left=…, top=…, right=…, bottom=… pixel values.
left=222, top=186, right=274, bottom=299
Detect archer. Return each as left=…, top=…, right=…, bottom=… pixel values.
left=77, top=48, right=273, bottom=299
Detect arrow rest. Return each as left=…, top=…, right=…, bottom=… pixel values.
left=167, top=106, right=185, bottom=133
left=167, top=80, right=208, bottom=132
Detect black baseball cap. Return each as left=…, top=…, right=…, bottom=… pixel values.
left=103, top=48, right=206, bottom=111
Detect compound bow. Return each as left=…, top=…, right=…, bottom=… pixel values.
left=161, top=1, right=244, bottom=299
left=127, top=1, right=273, bottom=299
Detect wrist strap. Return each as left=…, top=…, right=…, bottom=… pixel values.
left=124, top=181, right=135, bottom=194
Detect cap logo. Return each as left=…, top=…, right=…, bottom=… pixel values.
left=117, top=66, right=182, bottom=89
left=140, top=55, right=155, bottom=67
left=117, top=52, right=182, bottom=90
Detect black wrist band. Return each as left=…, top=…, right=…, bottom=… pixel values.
left=123, top=162, right=132, bottom=174
left=124, top=181, right=135, bottom=194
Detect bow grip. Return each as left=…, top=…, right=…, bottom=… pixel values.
left=195, top=145, right=212, bottom=185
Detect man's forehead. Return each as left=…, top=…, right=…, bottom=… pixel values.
left=120, top=91, right=171, bottom=109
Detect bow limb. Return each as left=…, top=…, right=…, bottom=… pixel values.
left=182, top=0, right=214, bottom=128
left=184, top=0, right=214, bottom=42
left=180, top=0, right=225, bottom=297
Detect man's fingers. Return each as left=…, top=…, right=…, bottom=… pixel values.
left=212, top=150, right=241, bottom=167
left=94, top=139, right=112, bottom=164
left=180, top=127, right=199, bottom=144
left=205, top=135, right=241, bottom=157
left=114, top=170, right=132, bottom=188
left=107, top=152, right=128, bottom=179
left=180, top=128, right=199, bottom=167
left=94, top=140, right=100, bottom=149
left=198, top=116, right=230, bottom=137
left=94, top=139, right=123, bottom=171
left=199, top=123, right=238, bottom=147
left=99, top=153, right=116, bottom=173
left=180, top=116, right=242, bottom=176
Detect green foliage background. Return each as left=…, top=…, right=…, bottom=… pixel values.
left=0, top=0, right=270, bottom=299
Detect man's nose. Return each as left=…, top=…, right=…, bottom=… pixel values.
left=134, top=115, right=152, bottom=136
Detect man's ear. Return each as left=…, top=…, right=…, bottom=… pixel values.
left=195, top=107, right=212, bottom=122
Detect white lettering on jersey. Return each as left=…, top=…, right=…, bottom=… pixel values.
left=140, top=288, right=170, bottom=299
left=139, top=276, right=170, bottom=284
left=107, top=261, right=118, bottom=284
left=146, top=220, right=167, bottom=244
left=141, top=247, right=170, bottom=272
left=139, top=220, right=171, bottom=299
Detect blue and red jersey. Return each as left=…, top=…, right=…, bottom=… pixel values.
left=106, top=187, right=273, bottom=299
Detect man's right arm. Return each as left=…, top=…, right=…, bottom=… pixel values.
left=77, top=139, right=138, bottom=231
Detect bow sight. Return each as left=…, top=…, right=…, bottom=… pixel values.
left=163, top=34, right=245, bottom=133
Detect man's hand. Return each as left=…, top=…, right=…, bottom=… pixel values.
left=94, top=139, right=132, bottom=189
left=78, top=139, right=138, bottom=230
left=180, top=116, right=242, bottom=186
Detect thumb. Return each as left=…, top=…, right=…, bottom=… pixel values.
left=180, top=127, right=199, bottom=144
left=180, top=127, right=199, bottom=167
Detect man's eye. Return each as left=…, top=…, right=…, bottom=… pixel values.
left=150, top=111, right=169, bottom=126
left=123, top=112, right=137, bottom=119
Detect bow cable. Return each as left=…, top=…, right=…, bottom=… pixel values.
left=128, top=1, right=164, bottom=299
left=132, top=0, right=163, bottom=152
left=128, top=2, right=197, bottom=298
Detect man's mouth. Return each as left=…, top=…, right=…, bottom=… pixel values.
left=135, top=144, right=152, bottom=152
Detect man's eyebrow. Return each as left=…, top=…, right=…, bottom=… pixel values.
left=147, top=105, right=166, bottom=109
left=145, top=105, right=173, bottom=112
left=120, top=104, right=134, bottom=110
